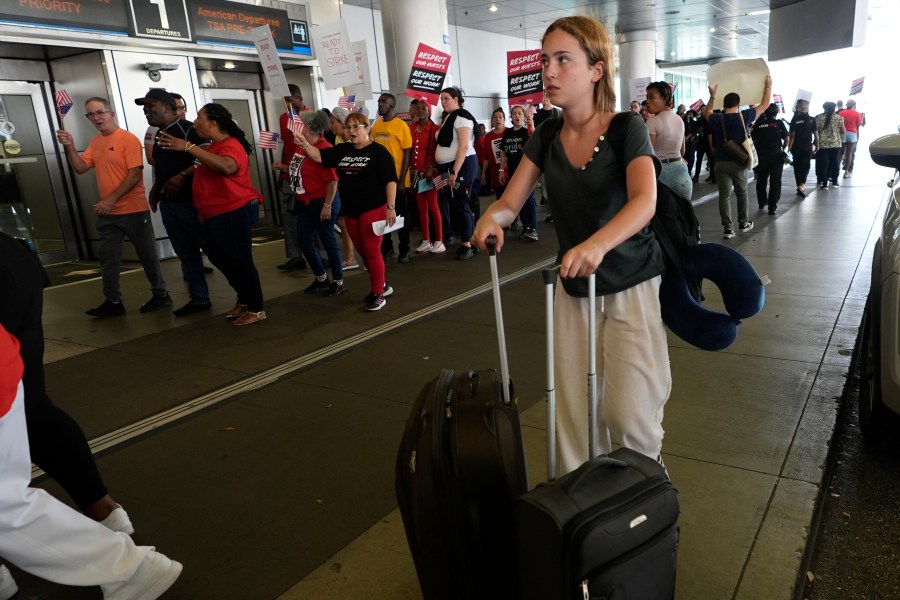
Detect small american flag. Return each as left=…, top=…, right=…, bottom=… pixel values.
left=56, top=89, right=73, bottom=120
left=258, top=131, right=280, bottom=150
left=849, top=76, right=864, bottom=96
left=338, top=95, right=356, bottom=109
left=689, top=99, right=704, bottom=112
left=433, top=173, right=449, bottom=190
left=287, top=106, right=304, bottom=135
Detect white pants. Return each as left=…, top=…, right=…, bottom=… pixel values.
left=0, top=383, right=147, bottom=588
left=554, top=277, right=672, bottom=475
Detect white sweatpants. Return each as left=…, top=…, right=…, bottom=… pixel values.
left=554, top=276, right=672, bottom=475
left=0, top=383, right=148, bottom=588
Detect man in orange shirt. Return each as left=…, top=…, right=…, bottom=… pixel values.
left=56, top=97, right=171, bottom=317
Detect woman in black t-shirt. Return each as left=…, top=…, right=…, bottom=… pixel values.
left=499, top=105, right=539, bottom=241
left=301, top=112, right=398, bottom=312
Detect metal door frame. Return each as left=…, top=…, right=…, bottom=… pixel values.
left=200, top=89, right=278, bottom=225
left=0, top=80, right=81, bottom=263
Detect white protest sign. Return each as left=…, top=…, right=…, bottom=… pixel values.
left=706, top=58, right=770, bottom=110
left=251, top=25, right=291, bottom=98
left=314, top=20, right=357, bottom=90
left=629, top=77, right=651, bottom=103
left=348, top=40, right=373, bottom=100
left=793, top=89, right=814, bottom=111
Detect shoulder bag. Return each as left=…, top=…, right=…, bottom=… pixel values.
left=739, top=111, right=759, bottom=169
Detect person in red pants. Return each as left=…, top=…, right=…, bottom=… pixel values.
left=408, top=99, right=445, bottom=254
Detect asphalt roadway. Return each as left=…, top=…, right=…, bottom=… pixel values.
left=801, top=342, right=900, bottom=600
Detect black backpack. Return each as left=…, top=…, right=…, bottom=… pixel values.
left=536, top=112, right=702, bottom=300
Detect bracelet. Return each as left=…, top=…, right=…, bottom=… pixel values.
left=387, top=205, right=396, bottom=210
left=184, top=142, right=195, bottom=152
left=709, top=95, right=715, bottom=99
left=323, top=203, right=332, bottom=208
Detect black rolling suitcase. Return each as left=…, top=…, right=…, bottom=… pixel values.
left=515, top=268, right=680, bottom=600
left=395, top=241, right=527, bottom=600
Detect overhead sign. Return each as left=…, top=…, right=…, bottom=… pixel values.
left=189, top=0, right=292, bottom=51
left=290, top=20, right=309, bottom=47
left=314, top=19, right=357, bottom=90
left=507, top=50, right=543, bottom=106
left=405, top=43, right=451, bottom=106
left=0, top=0, right=129, bottom=35
left=251, top=25, right=291, bottom=99
left=129, top=0, right=192, bottom=42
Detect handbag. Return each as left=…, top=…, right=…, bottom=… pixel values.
left=739, top=112, right=759, bottom=169
left=718, top=113, right=754, bottom=169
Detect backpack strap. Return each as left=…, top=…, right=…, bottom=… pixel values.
left=604, top=112, right=687, bottom=279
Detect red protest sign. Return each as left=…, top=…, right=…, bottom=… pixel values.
left=507, top=50, right=543, bottom=106
left=405, top=43, right=451, bottom=106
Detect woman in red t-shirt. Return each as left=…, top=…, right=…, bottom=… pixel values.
left=273, top=111, right=344, bottom=297
left=159, top=103, right=265, bottom=326
left=838, top=99, right=864, bottom=178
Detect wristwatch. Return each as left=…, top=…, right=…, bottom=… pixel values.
left=387, top=204, right=396, bottom=210
left=449, top=170, right=456, bottom=175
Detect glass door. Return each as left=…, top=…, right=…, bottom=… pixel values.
left=0, top=81, right=78, bottom=262
left=201, top=89, right=276, bottom=225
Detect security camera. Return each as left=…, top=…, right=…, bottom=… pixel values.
left=145, top=62, right=179, bottom=82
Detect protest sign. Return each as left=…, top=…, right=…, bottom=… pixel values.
left=252, top=25, right=291, bottom=98
left=507, top=50, right=543, bottom=106
left=405, top=43, right=451, bottom=106
left=315, top=20, right=357, bottom=89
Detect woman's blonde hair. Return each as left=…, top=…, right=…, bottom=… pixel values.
left=542, top=16, right=617, bottom=115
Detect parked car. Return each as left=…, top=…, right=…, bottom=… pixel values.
left=859, top=133, right=900, bottom=443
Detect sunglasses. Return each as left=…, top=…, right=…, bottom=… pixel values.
left=84, top=110, right=112, bottom=118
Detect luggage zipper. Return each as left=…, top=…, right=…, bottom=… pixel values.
left=581, top=579, right=590, bottom=600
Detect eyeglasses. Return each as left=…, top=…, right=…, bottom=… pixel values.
left=348, top=123, right=367, bottom=130
left=176, top=105, right=186, bottom=111
left=84, top=110, right=111, bottom=118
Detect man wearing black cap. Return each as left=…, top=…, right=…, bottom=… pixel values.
left=136, top=87, right=212, bottom=316
left=55, top=97, right=171, bottom=317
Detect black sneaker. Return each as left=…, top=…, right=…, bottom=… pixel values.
left=544, top=215, right=554, bottom=223
left=277, top=257, right=306, bottom=271
left=797, top=187, right=807, bottom=198
left=140, top=293, right=173, bottom=313
left=326, top=281, right=347, bottom=297
left=723, top=228, right=735, bottom=239
left=363, top=284, right=392, bottom=303
left=457, top=246, right=475, bottom=260
left=397, top=251, right=411, bottom=264
left=305, top=278, right=331, bottom=294
left=739, top=221, right=754, bottom=233
left=382, top=248, right=396, bottom=260
left=173, top=300, right=213, bottom=317
left=365, top=294, right=387, bottom=311
left=85, top=300, right=125, bottom=317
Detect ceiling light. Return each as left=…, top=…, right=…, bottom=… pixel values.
left=709, top=26, right=716, bottom=32
left=489, top=3, right=498, bottom=11
left=670, top=51, right=676, bottom=56
left=746, top=9, right=770, bottom=16
left=223, top=61, right=235, bottom=69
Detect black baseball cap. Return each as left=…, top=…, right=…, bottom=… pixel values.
left=135, top=88, right=177, bottom=109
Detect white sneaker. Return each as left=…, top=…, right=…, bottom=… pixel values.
left=102, top=550, right=182, bottom=600
left=430, top=240, right=447, bottom=254
left=100, top=504, right=135, bottom=535
left=415, top=240, right=433, bottom=253
left=0, top=565, right=18, bottom=600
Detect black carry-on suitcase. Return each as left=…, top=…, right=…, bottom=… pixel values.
left=395, top=240, right=527, bottom=600
left=515, top=268, right=680, bottom=600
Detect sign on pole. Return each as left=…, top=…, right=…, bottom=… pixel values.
left=348, top=40, right=373, bottom=100
left=792, top=89, right=813, bottom=112
left=629, top=76, right=652, bottom=104
left=251, top=25, right=291, bottom=98
left=507, top=50, right=543, bottom=106
left=404, top=43, right=451, bottom=106
left=314, top=20, right=357, bottom=90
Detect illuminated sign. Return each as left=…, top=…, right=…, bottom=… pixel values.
left=189, top=0, right=292, bottom=51
left=129, top=0, right=192, bottom=41
left=0, top=0, right=130, bottom=35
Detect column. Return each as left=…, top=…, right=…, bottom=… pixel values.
left=616, top=30, right=657, bottom=111
left=379, top=0, right=449, bottom=111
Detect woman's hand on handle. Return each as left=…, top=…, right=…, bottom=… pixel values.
left=559, top=242, right=606, bottom=281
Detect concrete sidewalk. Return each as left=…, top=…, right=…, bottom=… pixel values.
left=280, top=170, right=882, bottom=600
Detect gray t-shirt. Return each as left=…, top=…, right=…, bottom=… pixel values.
left=524, top=112, right=664, bottom=296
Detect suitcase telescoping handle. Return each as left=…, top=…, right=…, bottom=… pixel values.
left=487, top=236, right=513, bottom=407
left=543, top=266, right=598, bottom=482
